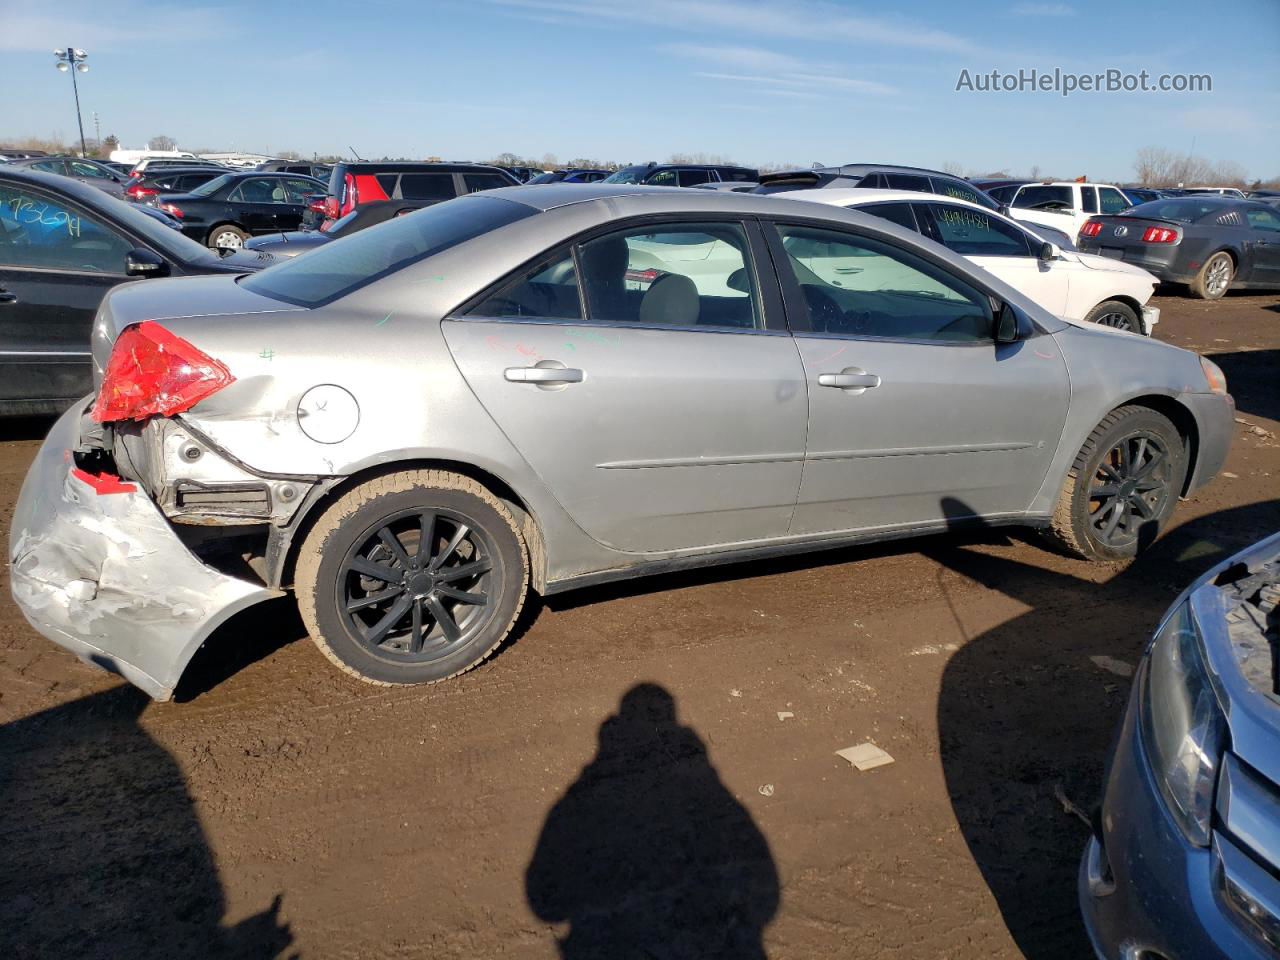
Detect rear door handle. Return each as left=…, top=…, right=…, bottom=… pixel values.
left=0, top=291, right=17, bottom=305
left=818, top=372, right=880, bottom=389
left=504, top=366, right=584, bottom=384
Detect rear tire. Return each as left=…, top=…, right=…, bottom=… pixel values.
left=1189, top=251, right=1233, bottom=300
left=1045, top=406, right=1187, bottom=562
left=208, top=224, right=248, bottom=250
left=1084, top=300, right=1142, bottom=334
left=295, top=470, right=528, bottom=686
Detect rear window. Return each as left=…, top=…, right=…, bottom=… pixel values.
left=931, top=178, right=999, bottom=210
left=239, top=195, right=536, bottom=307
left=1127, top=199, right=1227, bottom=223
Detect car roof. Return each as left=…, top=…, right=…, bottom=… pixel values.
left=0, top=165, right=124, bottom=204
left=137, top=166, right=228, bottom=177
left=1020, top=181, right=1121, bottom=189
left=474, top=182, right=858, bottom=219
left=774, top=187, right=995, bottom=212
left=337, top=161, right=509, bottom=173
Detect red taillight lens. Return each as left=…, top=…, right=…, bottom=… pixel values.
left=624, top=267, right=663, bottom=284
left=1141, top=226, right=1178, bottom=244
left=1080, top=220, right=1103, bottom=238
left=308, top=197, right=325, bottom=213
left=93, top=322, right=234, bottom=423
left=325, top=195, right=340, bottom=218
left=160, top=203, right=184, bottom=218
left=127, top=185, right=158, bottom=199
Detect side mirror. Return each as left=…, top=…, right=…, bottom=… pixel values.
left=994, top=302, right=1021, bottom=343
left=126, top=248, right=170, bottom=278
left=998, top=203, right=1011, bottom=217
left=1037, top=241, right=1059, bottom=262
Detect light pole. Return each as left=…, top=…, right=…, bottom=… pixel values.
left=53, top=47, right=89, bottom=158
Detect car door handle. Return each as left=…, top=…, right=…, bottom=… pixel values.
left=0, top=291, right=17, bottom=305
left=505, top=366, right=584, bottom=384
left=818, top=372, right=880, bottom=389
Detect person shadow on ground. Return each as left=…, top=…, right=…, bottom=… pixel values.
left=0, top=685, right=295, bottom=959
left=526, top=683, right=779, bottom=960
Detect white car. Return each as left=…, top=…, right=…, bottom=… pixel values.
left=776, top=188, right=1160, bottom=335
left=1010, top=181, right=1132, bottom=238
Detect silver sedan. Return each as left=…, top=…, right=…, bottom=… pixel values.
left=9, top=185, right=1235, bottom=699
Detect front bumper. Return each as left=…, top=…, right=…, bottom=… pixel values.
left=1079, top=662, right=1275, bottom=960
left=1182, top=391, right=1235, bottom=495
left=8, top=401, right=279, bottom=700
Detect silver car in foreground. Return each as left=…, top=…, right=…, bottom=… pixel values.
left=9, top=185, right=1235, bottom=700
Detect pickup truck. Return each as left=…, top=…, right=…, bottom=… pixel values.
left=1010, top=181, right=1131, bottom=238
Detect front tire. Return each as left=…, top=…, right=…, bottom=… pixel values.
left=1189, top=251, right=1233, bottom=300
left=208, top=224, right=249, bottom=250
left=1046, top=406, right=1187, bottom=561
left=1084, top=300, right=1142, bottom=335
left=296, top=470, right=528, bottom=686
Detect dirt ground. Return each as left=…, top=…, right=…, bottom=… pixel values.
left=1, top=290, right=1277, bottom=960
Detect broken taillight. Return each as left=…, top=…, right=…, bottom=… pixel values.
left=93, top=322, right=235, bottom=423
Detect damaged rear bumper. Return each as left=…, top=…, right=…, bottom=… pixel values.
left=8, top=400, right=281, bottom=701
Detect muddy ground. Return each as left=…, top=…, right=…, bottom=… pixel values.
left=1, top=291, right=1277, bottom=959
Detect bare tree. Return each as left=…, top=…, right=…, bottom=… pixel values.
left=149, top=134, right=177, bottom=151
left=941, top=160, right=965, bottom=176
left=1028, top=164, right=1042, bottom=181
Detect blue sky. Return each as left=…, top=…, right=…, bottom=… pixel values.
left=2, top=0, right=1277, bottom=181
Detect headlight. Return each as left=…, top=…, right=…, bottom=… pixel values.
left=1141, top=602, right=1226, bottom=846
left=1200, top=355, right=1228, bottom=395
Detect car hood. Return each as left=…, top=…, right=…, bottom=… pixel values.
left=91, top=274, right=302, bottom=383
left=1070, top=251, right=1159, bottom=282
left=1177, top=533, right=1280, bottom=786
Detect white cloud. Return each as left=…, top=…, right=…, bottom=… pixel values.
left=662, top=42, right=811, bottom=73
left=0, top=3, right=229, bottom=52
left=488, top=0, right=988, bottom=56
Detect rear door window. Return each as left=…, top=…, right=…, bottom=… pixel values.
left=1080, top=187, right=1098, bottom=214
left=466, top=248, right=582, bottom=320
left=677, top=169, right=714, bottom=187
left=646, top=169, right=678, bottom=186
left=859, top=202, right=920, bottom=232
left=884, top=173, right=930, bottom=191
left=576, top=221, right=761, bottom=330
left=397, top=173, right=457, bottom=200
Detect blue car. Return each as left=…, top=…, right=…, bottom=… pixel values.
left=1080, top=532, right=1280, bottom=959
left=527, top=168, right=611, bottom=184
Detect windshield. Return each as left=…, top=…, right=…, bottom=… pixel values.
left=528, top=172, right=560, bottom=184
left=240, top=195, right=537, bottom=308
left=189, top=174, right=233, bottom=197
left=602, top=165, right=648, bottom=184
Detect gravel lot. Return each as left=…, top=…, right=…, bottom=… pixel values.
left=2, top=290, right=1277, bottom=959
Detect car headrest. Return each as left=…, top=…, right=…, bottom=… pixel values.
left=639, top=273, right=699, bottom=327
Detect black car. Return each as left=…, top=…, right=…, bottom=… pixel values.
left=256, top=159, right=334, bottom=180
left=321, top=162, right=519, bottom=225
left=0, top=168, right=270, bottom=415
left=756, top=163, right=1001, bottom=211
left=5, top=156, right=129, bottom=198
left=601, top=163, right=759, bottom=187
left=528, top=168, right=612, bottom=184
left=243, top=198, right=437, bottom=259
left=497, top=166, right=543, bottom=183
left=124, top=166, right=230, bottom=202
left=153, top=171, right=327, bottom=249
left=970, top=178, right=1031, bottom=205
left=1077, top=196, right=1280, bottom=300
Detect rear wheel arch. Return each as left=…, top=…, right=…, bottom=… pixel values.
left=280, top=458, right=548, bottom=593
